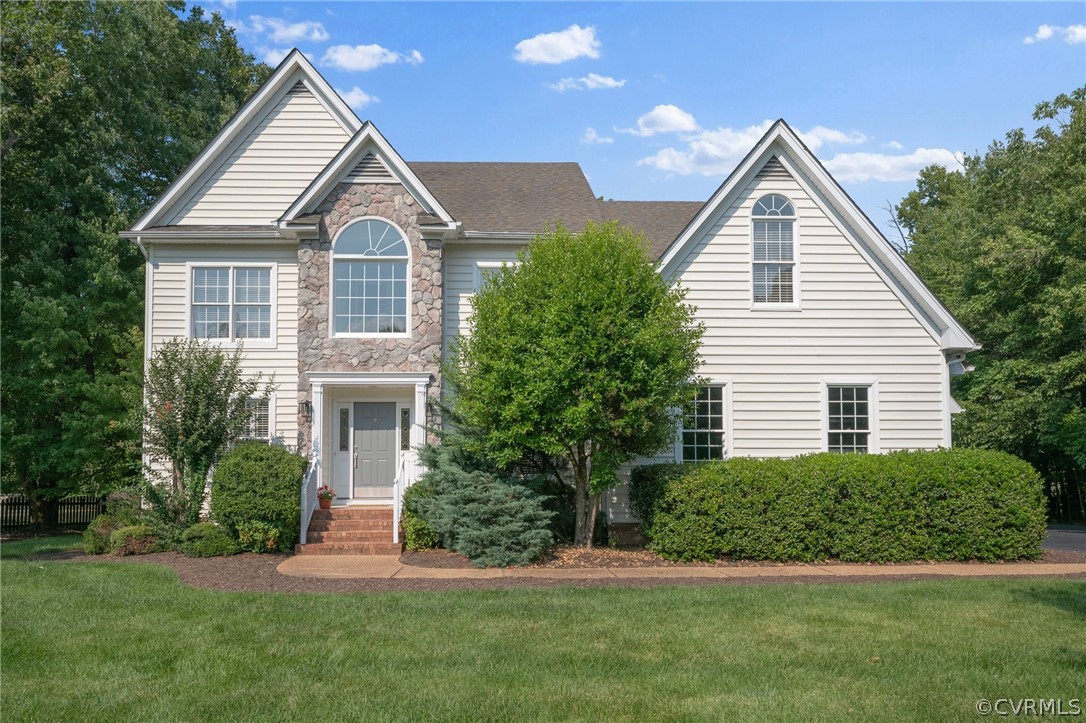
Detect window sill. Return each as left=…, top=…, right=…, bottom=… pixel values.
left=331, top=333, right=412, bottom=340
left=189, top=337, right=277, bottom=350
left=750, top=304, right=801, bottom=312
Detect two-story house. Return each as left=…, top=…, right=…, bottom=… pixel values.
left=122, top=51, right=976, bottom=552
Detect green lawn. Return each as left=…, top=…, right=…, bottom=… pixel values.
left=2, top=538, right=1083, bottom=722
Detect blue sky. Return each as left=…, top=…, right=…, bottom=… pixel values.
left=212, top=1, right=1084, bottom=229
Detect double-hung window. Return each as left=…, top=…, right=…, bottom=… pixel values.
left=191, top=266, right=272, bottom=342
left=332, top=218, right=409, bottom=336
left=752, top=194, right=796, bottom=305
left=241, top=398, right=271, bottom=442
left=682, top=385, right=727, bottom=461
left=826, top=385, right=870, bottom=453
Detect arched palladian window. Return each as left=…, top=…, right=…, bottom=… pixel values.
left=751, top=194, right=796, bottom=304
left=332, top=218, right=409, bottom=335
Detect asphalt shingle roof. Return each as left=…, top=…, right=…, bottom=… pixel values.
left=600, top=200, right=705, bottom=259
left=408, top=162, right=603, bottom=234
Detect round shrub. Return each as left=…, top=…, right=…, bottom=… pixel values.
left=84, top=514, right=124, bottom=555
left=633, top=449, right=1047, bottom=563
left=211, top=442, right=306, bottom=552
left=109, top=525, right=162, bottom=556
left=179, top=522, right=237, bottom=557
left=236, top=520, right=281, bottom=553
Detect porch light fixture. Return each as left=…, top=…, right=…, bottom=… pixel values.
left=298, top=400, right=312, bottom=423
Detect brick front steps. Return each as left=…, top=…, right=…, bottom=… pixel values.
left=295, top=506, right=402, bottom=555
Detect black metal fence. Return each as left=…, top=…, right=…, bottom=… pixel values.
left=0, top=495, right=106, bottom=530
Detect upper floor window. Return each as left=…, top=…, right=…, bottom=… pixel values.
left=752, top=194, right=795, bottom=305
left=332, top=219, right=409, bottom=336
left=192, top=266, right=271, bottom=341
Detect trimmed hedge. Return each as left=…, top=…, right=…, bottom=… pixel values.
left=630, top=449, right=1047, bottom=562
left=211, top=442, right=307, bottom=552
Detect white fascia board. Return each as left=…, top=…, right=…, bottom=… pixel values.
left=130, top=49, right=361, bottom=232
left=280, top=123, right=455, bottom=225
left=659, top=120, right=977, bottom=353
left=307, top=371, right=435, bottom=386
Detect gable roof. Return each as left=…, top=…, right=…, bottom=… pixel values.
left=280, top=122, right=455, bottom=226
left=409, top=162, right=603, bottom=235
left=130, top=49, right=360, bottom=232
left=601, top=201, right=705, bottom=260
left=656, top=119, right=976, bottom=352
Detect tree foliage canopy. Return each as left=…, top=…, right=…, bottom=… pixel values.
left=447, top=221, right=704, bottom=544
left=898, top=87, right=1086, bottom=520
left=0, top=1, right=268, bottom=517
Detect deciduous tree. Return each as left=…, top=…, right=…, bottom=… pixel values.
left=898, top=87, right=1086, bottom=521
left=447, top=222, right=703, bottom=546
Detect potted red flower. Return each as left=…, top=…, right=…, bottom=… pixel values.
left=316, top=485, right=336, bottom=510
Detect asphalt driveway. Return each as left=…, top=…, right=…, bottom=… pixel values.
left=1045, top=525, right=1086, bottom=553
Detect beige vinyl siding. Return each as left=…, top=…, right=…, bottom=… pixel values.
left=167, top=85, right=350, bottom=225
left=149, top=244, right=300, bottom=448
left=442, top=243, right=525, bottom=363
left=672, top=165, right=946, bottom=458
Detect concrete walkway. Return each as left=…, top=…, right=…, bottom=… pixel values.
left=278, top=555, right=1086, bottom=581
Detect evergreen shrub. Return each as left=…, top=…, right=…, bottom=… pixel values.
left=109, top=524, right=162, bottom=556
left=211, top=442, right=306, bottom=552
left=179, top=522, right=237, bottom=557
left=415, top=441, right=554, bottom=567
left=631, top=449, right=1046, bottom=562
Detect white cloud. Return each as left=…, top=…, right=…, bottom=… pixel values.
left=801, top=125, right=868, bottom=149
left=619, top=104, right=700, bottom=137
left=637, top=119, right=868, bottom=176
left=823, top=148, right=963, bottom=182
left=337, top=86, right=380, bottom=111
left=261, top=47, right=292, bottom=65
left=514, top=24, right=601, bottom=64
left=883, top=140, right=905, bottom=150
left=549, top=73, right=626, bottom=91
left=234, top=15, right=329, bottom=43
left=219, top=0, right=238, bottom=9
left=581, top=127, right=614, bottom=144
left=322, top=44, right=424, bottom=71
left=1024, top=24, right=1086, bottom=44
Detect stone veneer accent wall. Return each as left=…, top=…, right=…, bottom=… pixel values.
left=296, top=182, right=442, bottom=453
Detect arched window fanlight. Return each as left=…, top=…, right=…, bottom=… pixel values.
left=751, top=194, right=796, bottom=304
left=331, top=219, right=409, bottom=335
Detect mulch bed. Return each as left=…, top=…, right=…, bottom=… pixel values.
left=403, top=545, right=1086, bottom=569
left=15, top=546, right=1083, bottom=595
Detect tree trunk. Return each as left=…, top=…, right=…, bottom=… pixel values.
left=569, top=442, right=592, bottom=547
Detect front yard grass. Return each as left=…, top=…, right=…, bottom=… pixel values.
left=2, top=539, right=1083, bottom=722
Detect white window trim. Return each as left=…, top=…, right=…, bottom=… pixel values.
left=820, top=378, right=880, bottom=454
left=185, top=262, right=277, bottom=349
left=675, top=377, right=734, bottom=462
left=750, top=195, right=801, bottom=311
left=240, top=392, right=277, bottom=443
left=328, top=216, right=413, bottom=340
left=472, top=259, right=519, bottom=294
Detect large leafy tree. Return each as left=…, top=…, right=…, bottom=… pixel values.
left=0, top=1, right=268, bottom=522
left=447, top=222, right=704, bottom=546
left=898, top=87, right=1086, bottom=521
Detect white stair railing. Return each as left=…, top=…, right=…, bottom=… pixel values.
left=392, top=455, right=407, bottom=544
left=299, top=458, right=318, bottom=546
